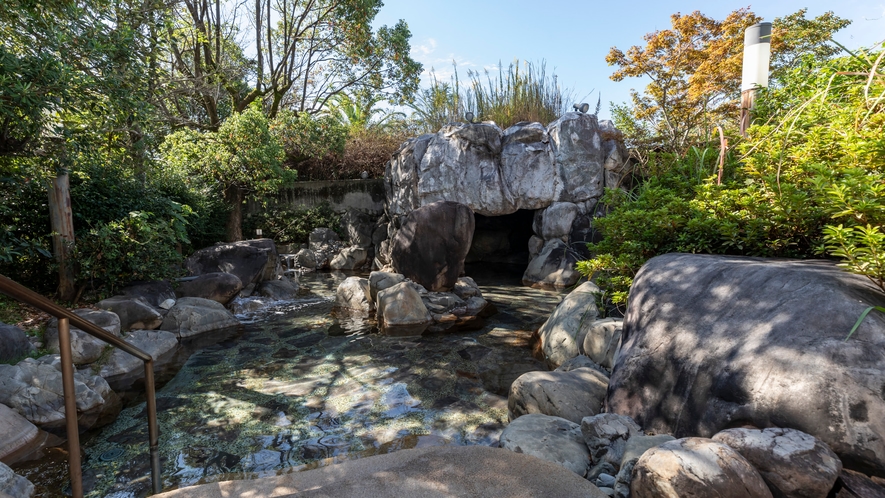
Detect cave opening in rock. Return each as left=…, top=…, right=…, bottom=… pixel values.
left=466, top=210, right=536, bottom=268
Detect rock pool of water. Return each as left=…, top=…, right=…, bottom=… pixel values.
left=13, top=266, right=565, bottom=497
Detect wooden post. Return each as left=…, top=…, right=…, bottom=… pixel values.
left=740, top=89, right=756, bottom=138
left=48, top=170, right=76, bottom=302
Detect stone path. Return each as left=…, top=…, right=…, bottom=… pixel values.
left=153, top=445, right=606, bottom=498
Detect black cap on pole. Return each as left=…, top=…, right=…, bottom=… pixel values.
left=744, top=22, right=772, bottom=46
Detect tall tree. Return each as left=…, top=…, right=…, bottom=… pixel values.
left=606, top=8, right=850, bottom=154
left=162, top=103, right=290, bottom=241
left=160, top=0, right=421, bottom=130
left=0, top=0, right=168, bottom=299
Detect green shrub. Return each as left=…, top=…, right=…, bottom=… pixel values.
left=578, top=49, right=885, bottom=305
left=271, top=110, right=348, bottom=166
left=72, top=208, right=191, bottom=296
left=243, top=202, right=343, bottom=245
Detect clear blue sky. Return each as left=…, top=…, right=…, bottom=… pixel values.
left=373, top=1, right=885, bottom=120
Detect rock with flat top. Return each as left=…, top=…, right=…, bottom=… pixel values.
left=96, top=296, right=163, bottom=331
left=631, top=437, right=772, bottom=498
left=175, top=272, right=243, bottom=305
left=713, top=427, right=841, bottom=498
left=0, top=403, right=38, bottom=461
left=160, top=297, right=239, bottom=339
left=376, top=282, right=432, bottom=336
left=45, top=309, right=121, bottom=364
left=500, top=413, right=591, bottom=477
left=508, top=367, right=608, bottom=423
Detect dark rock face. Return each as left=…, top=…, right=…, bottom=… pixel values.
left=0, top=324, right=34, bottom=363
left=176, top=272, right=244, bottom=305
left=606, top=253, right=885, bottom=477
left=96, top=296, right=163, bottom=331
left=185, top=240, right=273, bottom=289
left=121, top=280, right=175, bottom=308
left=390, top=201, right=475, bottom=292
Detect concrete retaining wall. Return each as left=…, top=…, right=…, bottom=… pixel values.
left=247, top=179, right=386, bottom=215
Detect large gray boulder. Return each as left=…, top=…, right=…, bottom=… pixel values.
left=390, top=201, right=475, bottom=292
left=607, top=254, right=885, bottom=477
left=0, top=356, right=120, bottom=433
left=335, top=277, right=373, bottom=314
left=713, top=427, right=842, bottom=498
left=415, top=123, right=515, bottom=216
left=293, top=247, right=318, bottom=270
left=547, top=112, right=605, bottom=203
left=308, top=228, right=342, bottom=270
left=508, top=367, right=608, bottom=424
left=500, top=122, right=557, bottom=211
left=368, top=271, right=406, bottom=305
left=631, top=437, right=773, bottom=498
left=614, top=434, right=677, bottom=497
left=256, top=277, right=301, bottom=300
left=175, top=272, right=243, bottom=305
left=500, top=413, right=590, bottom=477
left=0, top=323, right=34, bottom=363
left=0, top=403, right=38, bottom=461
left=376, top=282, right=432, bottom=336
left=160, top=297, right=239, bottom=339
left=95, top=330, right=179, bottom=381
left=45, top=309, right=121, bottom=364
left=522, top=239, right=582, bottom=289
left=534, top=202, right=579, bottom=240
left=330, top=246, right=368, bottom=270
left=600, top=120, right=631, bottom=190
left=582, top=318, right=622, bottom=371
left=385, top=134, right=433, bottom=218
left=536, top=281, right=600, bottom=369
left=185, top=239, right=276, bottom=292
left=386, top=115, right=617, bottom=218
left=0, top=461, right=33, bottom=498
left=121, top=280, right=175, bottom=308
left=96, top=296, right=163, bottom=331
left=581, top=413, right=642, bottom=480
left=339, top=210, right=377, bottom=248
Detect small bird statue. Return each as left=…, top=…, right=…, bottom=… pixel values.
left=465, top=111, right=474, bottom=124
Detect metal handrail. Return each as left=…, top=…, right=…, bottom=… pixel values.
left=0, top=274, right=161, bottom=497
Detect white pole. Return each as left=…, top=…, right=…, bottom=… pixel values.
left=740, top=22, right=772, bottom=137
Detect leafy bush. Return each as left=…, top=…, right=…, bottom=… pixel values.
left=578, top=49, right=885, bottom=305
left=271, top=110, right=348, bottom=166
left=243, top=202, right=342, bottom=245
left=72, top=208, right=191, bottom=296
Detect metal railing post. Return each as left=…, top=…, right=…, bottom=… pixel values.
left=144, top=361, right=162, bottom=494
left=58, top=317, right=84, bottom=498
left=0, top=274, right=163, bottom=496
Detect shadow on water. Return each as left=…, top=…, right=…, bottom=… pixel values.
left=12, top=269, right=566, bottom=497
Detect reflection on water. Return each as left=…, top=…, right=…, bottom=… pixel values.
left=13, top=268, right=566, bottom=497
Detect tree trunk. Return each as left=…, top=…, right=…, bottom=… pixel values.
left=224, top=184, right=244, bottom=242
left=48, top=170, right=76, bottom=301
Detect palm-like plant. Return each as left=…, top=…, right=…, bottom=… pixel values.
left=327, top=91, right=405, bottom=132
